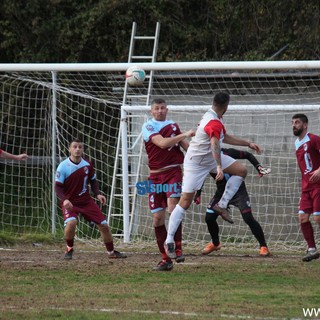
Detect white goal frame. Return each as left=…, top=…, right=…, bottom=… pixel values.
left=1, top=60, right=320, bottom=249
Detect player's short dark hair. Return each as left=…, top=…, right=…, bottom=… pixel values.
left=151, top=98, right=166, bottom=106
left=213, top=92, right=230, bottom=107
left=292, top=113, right=308, bottom=123
left=70, top=138, right=82, bottom=145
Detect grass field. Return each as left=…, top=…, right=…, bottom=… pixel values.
left=1, top=242, right=320, bottom=320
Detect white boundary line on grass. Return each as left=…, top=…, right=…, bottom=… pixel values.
left=1, top=306, right=303, bottom=320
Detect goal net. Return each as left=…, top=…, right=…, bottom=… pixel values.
left=0, top=62, right=319, bottom=251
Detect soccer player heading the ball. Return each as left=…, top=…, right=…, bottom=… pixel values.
left=164, top=92, right=263, bottom=260
left=292, top=114, right=320, bottom=262
left=194, top=148, right=271, bottom=257
left=142, top=98, right=195, bottom=271
left=55, top=139, right=127, bottom=260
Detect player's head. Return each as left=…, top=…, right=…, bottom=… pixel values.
left=212, top=92, right=230, bottom=116
left=292, top=113, right=308, bottom=137
left=69, top=139, right=84, bottom=159
left=150, top=98, right=168, bottom=121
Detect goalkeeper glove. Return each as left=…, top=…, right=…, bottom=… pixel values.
left=257, top=165, right=271, bottom=177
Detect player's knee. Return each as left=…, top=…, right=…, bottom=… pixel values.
left=205, top=210, right=219, bottom=223
left=226, top=162, right=247, bottom=178
left=153, top=211, right=166, bottom=227
left=239, top=165, right=247, bottom=178
left=97, top=222, right=110, bottom=232
left=299, top=213, right=310, bottom=223
left=179, top=193, right=193, bottom=210
left=313, top=215, right=320, bottom=224
left=64, top=218, right=77, bottom=229
left=241, top=211, right=254, bottom=224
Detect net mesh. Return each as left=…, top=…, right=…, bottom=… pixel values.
left=0, top=68, right=319, bottom=251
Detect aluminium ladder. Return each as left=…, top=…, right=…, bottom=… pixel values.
left=108, top=22, right=160, bottom=242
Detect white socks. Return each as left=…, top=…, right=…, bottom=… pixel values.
left=218, top=175, right=243, bottom=208
left=165, top=204, right=185, bottom=244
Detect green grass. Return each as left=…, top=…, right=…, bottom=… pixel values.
left=0, top=231, right=59, bottom=246
left=1, top=244, right=320, bottom=320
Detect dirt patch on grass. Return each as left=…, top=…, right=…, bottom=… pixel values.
left=0, top=242, right=300, bottom=272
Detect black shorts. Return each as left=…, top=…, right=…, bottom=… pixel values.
left=207, top=182, right=251, bottom=214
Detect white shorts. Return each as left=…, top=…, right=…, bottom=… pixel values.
left=181, top=153, right=235, bottom=193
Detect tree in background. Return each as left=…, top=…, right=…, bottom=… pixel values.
left=0, top=0, right=319, bottom=63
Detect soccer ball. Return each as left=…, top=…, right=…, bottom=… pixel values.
left=125, top=66, right=146, bottom=86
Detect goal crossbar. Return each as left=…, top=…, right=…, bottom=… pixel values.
left=122, top=104, right=320, bottom=112
left=1, top=60, right=320, bottom=72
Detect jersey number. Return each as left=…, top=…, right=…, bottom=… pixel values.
left=78, top=175, right=88, bottom=196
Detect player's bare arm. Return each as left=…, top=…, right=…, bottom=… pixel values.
left=210, top=136, right=224, bottom=181
left=223, top=133, right=262, bottom=154
left=151, top=129, right=195, bottom=149
left=0, top=151, right=28, bottom=161
left=179, top=137, right=190, bottom=151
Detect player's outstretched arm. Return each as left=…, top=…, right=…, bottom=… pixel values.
left=222, top=148, right=271, bottom=177
left=239, top=150, right=271, bottom=177
left=0, top=150, right=28, bottom=161
left=152, top=129, right=195, bottom=149
left=223, top=133, right=263, bottom=154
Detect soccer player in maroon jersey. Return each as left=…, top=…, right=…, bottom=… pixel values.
left=292, top=113, right=320, bottom=262
left=142, top=98, right=195, bottom=271
left=0, top=149, right=28, bottom=161
left=55, top=139, right=127, bottom=260
left=194, top=148, right=271, bottom=256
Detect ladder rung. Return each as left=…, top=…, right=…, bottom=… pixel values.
left=131, top=56, right=153, bottom=59
left=116, top=173, right=139, bottom=177
left=127, top=134, right=141, bottom=137
left=117, top=154, right=140, bottom=159
left=110, top=214, right=131, bottom=218
left=134, top=36, right=156, bottom=40
left=126, top=94, right=148, bottom=98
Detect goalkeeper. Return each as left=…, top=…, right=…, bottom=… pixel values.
left=194, top=147, right=271, bottom=256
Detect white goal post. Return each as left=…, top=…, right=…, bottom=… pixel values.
left=0, top=61, right=320, bottom=251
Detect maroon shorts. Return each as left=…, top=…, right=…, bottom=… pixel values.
left=148, top=167, right=182, bottom=213
left=62, top=198, right=106, bottom=225
left=298, top=187, right=320, bottom=215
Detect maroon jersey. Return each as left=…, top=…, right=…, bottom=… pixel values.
left=295, top=133, right=320, bottom=191
left=142, top=119, right=184, bottom=170
left=55, top=157, right=97, bottom=205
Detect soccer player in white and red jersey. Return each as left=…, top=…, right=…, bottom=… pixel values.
left=0, top=149, right=28, bottom=161
left=164, top=92, right=262, bottom=260
left=292, top=113, right=320, bottom=262
left=142, top=98, right=195, bottom=271
left=55, top=139, right=126, bottom=260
